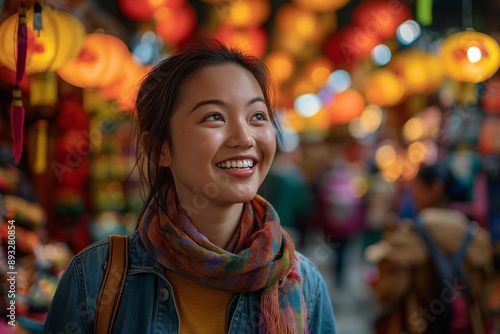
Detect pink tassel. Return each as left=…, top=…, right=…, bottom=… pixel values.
left=16, top=2, right=28, bottom=84
left=11, top=88, right=25, bottom=164
left=12, top=2, right=28, bottom=164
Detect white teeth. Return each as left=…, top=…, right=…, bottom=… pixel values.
left=217, top=159, right=255, bottom=169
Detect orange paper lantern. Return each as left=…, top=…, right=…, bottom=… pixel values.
left=0, top=7, right=85, bottom=74
left=101, top=58, right=149, bottom=111
left=440, top=31, right=500, bottom=83
left=352, top=0, right=413, bottom=39
left=327, top=89, right=366, bottom=124
left=224, top=0, right=271, bottom=28
left=118, top=0, right=185, bottom=21
left=58, top=34, right=130, bottom=88
left=155, top=5, right=196, bottom=45
left=275, top=4, right=321, bottom=42
left=213, top=25, right=267, bottom=59
left=365, top=69, right=405, bottom=107
left=264, top=52, right=295, bottom=82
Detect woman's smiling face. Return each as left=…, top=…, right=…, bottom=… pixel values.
left=160, top=63, right=276, bottom=209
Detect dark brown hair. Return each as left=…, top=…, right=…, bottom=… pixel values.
left=134, top=40, right=282, bottom=215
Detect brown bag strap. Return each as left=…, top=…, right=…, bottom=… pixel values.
left=94, top=235, right=129, bottom=334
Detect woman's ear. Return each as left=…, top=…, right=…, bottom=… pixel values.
left=158, top=142, right=171, bottom=167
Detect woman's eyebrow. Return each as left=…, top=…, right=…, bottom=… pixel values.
left=190, top=97, right=266, bottom=113
left=247, top=97, right=266, bottom=106
left=190, top=99, right=226, bottom=113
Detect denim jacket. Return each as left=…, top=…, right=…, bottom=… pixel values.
left=44, top=231, right=336, bottom=333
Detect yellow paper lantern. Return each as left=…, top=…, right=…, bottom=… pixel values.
left=0, top=7, right=85, bottom=74
left=440, top=31, right=500, bottom=83
left=365, top=69, right=405, bottom=107
left=225, top=0, right=271, bottom=28
left=58, top=34, right=130, bottom=88
left=291, top=0, right=350, bottom=12
left=391, top=50, right=443, bottom=95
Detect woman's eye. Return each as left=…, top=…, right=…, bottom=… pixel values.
left=204, top=113, right=223, bottom=122
left=251, top=112, right=267, bottom=121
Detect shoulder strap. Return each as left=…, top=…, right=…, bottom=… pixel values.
left=94, top=235, right=129, bottom=334
left=412, top=218, right=477, bottom=280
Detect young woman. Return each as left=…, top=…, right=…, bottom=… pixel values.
left=44, top=41, right=336, bottom=333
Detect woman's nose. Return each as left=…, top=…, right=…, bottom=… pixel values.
left=226, top=120, right=255, bottom=149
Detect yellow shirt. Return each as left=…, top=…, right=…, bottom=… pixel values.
left=165, top=269, right=234, bottom=334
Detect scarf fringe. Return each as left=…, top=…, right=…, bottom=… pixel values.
left=261, top=285, right=281, bottom=334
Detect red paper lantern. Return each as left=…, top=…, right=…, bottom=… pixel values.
left=58, top=34, right=130, bottom=88
left=214, top=25, right=268, bottom=59
left=325, top=25, right=381, bottom=67
left=327, top=89, right=366, bottom=124
left=352, top=0, right=413, bottom=39
left=155, top=5, right=196, bottom=45
left=118, top=0, right=185, bottom=21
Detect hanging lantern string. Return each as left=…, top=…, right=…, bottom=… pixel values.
left=11, top=1, right=28, bottom=164
left=462, top=0, right=473, bottom=29
left=34, top=1, right=43, bottom=36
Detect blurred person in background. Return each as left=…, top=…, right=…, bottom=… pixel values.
left=366, top=163, right=493, bottom=334
left=259, top=129, right=313, bottom=249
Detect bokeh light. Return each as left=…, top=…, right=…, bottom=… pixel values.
left=403, top=117, right=426, bottom=142
left=397, top=20, right=421, bottom=45
left=294, top=94, right=322, bottom=117
left=371, top=44, right=392, bottom=66
left=327, top=70, right=351, bottom=93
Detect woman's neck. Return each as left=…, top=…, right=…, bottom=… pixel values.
left=178, top=200, right=244, bottom=249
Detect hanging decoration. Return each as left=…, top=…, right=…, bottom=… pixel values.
left=10, top=2, right=28, bottom=164
left=440, top=31, right=500, bottom=83
left=58, top=33, right=130, bottom=88
left=0, top=6, right=85, bottom=74
left=0, top=5, right=85, bottom=107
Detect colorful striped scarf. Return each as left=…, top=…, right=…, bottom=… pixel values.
left=139, top=187, right=309, bottom=333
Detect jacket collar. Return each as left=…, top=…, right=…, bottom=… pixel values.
left=127, top=230, right=165, bottom=276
